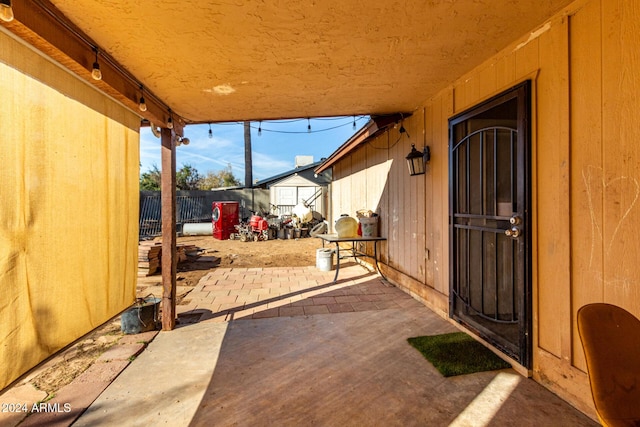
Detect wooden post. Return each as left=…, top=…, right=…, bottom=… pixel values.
left=161, top=127, right=177, bottom=330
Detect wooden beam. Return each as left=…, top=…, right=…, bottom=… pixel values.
left=1, top=0, right=179, bottom=131
left=161, top=127, right=177, bottom=331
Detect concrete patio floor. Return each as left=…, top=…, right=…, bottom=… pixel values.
left=64, top=263, right=600, bottom=425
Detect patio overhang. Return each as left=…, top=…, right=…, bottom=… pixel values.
left=1, top=0, right=574, bottom=125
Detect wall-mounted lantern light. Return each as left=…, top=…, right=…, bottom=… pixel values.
left=406, top=144, right=431, bottom=176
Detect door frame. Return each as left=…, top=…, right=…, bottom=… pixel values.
left=448, top=80, right=532, bottom=368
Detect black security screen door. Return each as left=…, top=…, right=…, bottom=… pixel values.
left=449, top=81, right=531, bottom=367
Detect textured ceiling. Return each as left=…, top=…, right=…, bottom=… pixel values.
left=49, top=0, right=572, bottom=124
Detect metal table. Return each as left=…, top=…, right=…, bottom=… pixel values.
left=316, top=234, right=387, bottom=282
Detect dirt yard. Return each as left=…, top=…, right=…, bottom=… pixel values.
left=135, top=235, right=326, bottom=293
left=22, top=235, right=327, bottom=399
left=183, top=234, right=325, bottom=266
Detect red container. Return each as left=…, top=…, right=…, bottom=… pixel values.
left=249, top=215, right=269, bottom=232
left=212, top=201, right=239, bottom=240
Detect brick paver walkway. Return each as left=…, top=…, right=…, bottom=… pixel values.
left=176, top=263, right=422, bottom=323
left=70, top=262, right=597, bottom=427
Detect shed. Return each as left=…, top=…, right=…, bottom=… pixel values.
left=256, top=160, right=331, bottom=219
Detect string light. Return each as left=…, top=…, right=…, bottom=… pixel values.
left=91, top=47, right=102, bottom=81
left=25, top=0, right=181, bottom=135
left=138, top=85, right=147, bottom=112
left=0, top=0, right=14, bottom=22
left=307, top=118, right=311, bottom=133
left=208, top=123, right=213, bottom=139
left=167, top=110, right=173, bottom=129
left=399, top=121, right=409, bottom=138
left=221, top=116, right=368, bottom=135
left=353, top=116, right=356, bottom=130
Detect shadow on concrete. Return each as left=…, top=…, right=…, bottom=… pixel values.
left=74, top=271, right=598, bottom=427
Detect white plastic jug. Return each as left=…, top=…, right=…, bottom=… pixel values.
left=335, top=215, right=358, bottom=238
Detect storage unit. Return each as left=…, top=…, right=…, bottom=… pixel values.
left=212, top=201, right=239, bottom=240
left=270, top=175, right=324, bottom=217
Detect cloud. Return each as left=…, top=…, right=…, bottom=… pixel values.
left=251, top=152, right=293, bottom=181
left=138, top=117, right=368, bottom=183
left=139, top=125, right=240, bottom=173
left=141, top=125, right=293, bottom=183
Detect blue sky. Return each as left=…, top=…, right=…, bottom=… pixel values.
left=139, top=116, right=369, bottom=184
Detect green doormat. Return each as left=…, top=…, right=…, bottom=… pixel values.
left=407, top=332, right=511, bottom=377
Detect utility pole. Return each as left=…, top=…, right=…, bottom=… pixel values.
left=244, top=121, right=254, bottom=212
left=244, top=121, right=253, bottom=187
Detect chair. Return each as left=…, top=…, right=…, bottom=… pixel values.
left=577, top=303, right=640, bottom=427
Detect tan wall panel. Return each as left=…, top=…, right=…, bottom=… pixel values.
left=601, top=0, right=640, bottom=313
left=403, top=120, right=414, bottom=276
left=569, top=0, right=604, bottom=371
left=495, top=54, right=517, bottom=91
left=438, top=91, right=455, bottom=297
left=0, top=32, right=139, bottom=389
left=334, top=159, right=353, bottom=230
left=350, top=147, right=367, bottom=216
left=515, top=36, right=540, bottom=78
left=406, top=117, right=424, bottom=281
left=364, top=133, right=391, bottom=260
left=424, top=106, right=436, bottom=289
left=462, top=75, right=480, bottom=113
left=477, top=63, right=499, bottom=104
left=535, top=18, right=570, bottom=359
left=452, top=81, right=465, bottom=117
left=330, top=165, right=339, bottom=221
left=387, top=127, right=403, bottom=269
left=417, top=118, right=427, bottom=283
left=425, top=98, right=449, bottom=294
left=332, top=162, right=344, bottom=230
left=364, top=135, right=387, bottom=215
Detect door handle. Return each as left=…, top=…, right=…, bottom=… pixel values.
left=505, top=226, right=521, bottom=238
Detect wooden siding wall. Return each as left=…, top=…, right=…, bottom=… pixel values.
left=330, top=0, right=639, bottom=415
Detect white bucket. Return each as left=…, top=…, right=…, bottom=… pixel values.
left=359, top=217, right=378, bottom=237
left=316, top=248, right=334, bottom=271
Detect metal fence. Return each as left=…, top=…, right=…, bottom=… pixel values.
left=139, top=195, right=211, bottom=238
left=138, top=189, right=270, bottom=239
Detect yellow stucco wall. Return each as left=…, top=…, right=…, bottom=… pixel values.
left=0, top=30, right=140, bottom=390
left=330, top=0, right=639, bottom=416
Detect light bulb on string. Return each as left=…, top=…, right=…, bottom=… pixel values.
left=138, top=85, right=147, bottom=112
left=258, top=121, right=262, bottom=136
left=91, top=47, right=102, bottom=81
left=208, top=123, right=213, bottom=139
left=167, top=110, right=173, bottom=130
left=0, top=0, right=14, bottom=22
left=307, top=118, right=311, bottom=133
left=353, top=116, right=356, bottom=130
left=399, top=122, right=409, bottom=138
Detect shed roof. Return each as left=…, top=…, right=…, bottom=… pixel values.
left=256, top=160, right=330, bottom=188
left=269, top=174, right=319, bottom=189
